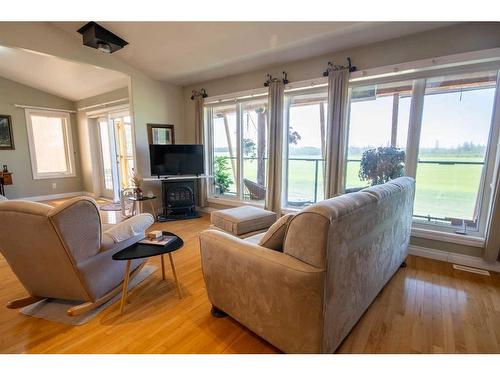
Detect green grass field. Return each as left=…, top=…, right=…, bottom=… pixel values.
left=217, top=154, right=484, bottom=221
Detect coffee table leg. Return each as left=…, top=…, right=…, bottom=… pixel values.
left=168, top=253, right=182, bottom=299
left=119, top=260, right=132, bottom=315
left=161, top=254, right=166, bottom=280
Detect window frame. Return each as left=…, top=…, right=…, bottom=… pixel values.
left=25, top=109, right=76, bottom=180
left=205, top=93, right=268, bottom=204
left=282, top=85, right=329, bottom=208
left=345, top=67, right=500, bottom=240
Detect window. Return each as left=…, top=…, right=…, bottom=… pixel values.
left=241, top=99, right=268, bottom=202
left=25, top=109, right=76, bottom=179
left=413, top=71, right=498, bottom=233
left=344, top=69, right=500, bottom=237
left=283, top=88, right=327, bottom=208
left=346, top=80, right=412, bottom=190
left=207, top=96, right=268, bottom=203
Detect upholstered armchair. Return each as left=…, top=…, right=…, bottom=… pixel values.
left=0, top=196, right=154, bottom=316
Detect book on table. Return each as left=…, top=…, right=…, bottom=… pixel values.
left=139, top=235, right=176, bottom=246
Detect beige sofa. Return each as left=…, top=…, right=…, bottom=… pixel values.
left=200, top=177, right=415, bottom=353
left=0, top=196, right=153, bottom=315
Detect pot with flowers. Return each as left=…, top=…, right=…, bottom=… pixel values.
left=131, top=170, right=143, bottom=198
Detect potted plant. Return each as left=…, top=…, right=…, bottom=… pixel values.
left=130, top=170, right=143, bottom=198
left=358, top=146, right=406, bottom=186
left=213, top=156, right=233, bottom=195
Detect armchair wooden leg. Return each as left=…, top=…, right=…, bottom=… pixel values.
left=7, top=295, right=46, bottom=309
left=400, top=260, right=407, bottom=268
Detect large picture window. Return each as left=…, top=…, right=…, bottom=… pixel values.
left=283, top=88, right=327, bottom=208
left=205, top=64, right=500, bottom=240
left=25, top=109, right=76, bottom=179
left=346, top=80, right=412, bottom=190
left=345, top=69, right=499, bottom=236
left=413, top=71, right=498, bottom=232
left=207, top=96, right=268, bottom=203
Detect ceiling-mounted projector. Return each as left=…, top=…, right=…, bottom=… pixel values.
left=77, top=22, right=128, bottom=54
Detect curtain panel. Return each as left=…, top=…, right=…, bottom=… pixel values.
left=193, top=95, right=208, bottom=207
left=265, top=80, right=285, bottom=214
left=324, top=68, right=350, bottom=198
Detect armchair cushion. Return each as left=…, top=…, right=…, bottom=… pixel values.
left=258, top=213, right=295, bottom=252
left=101, top=213, right=154, bottom=251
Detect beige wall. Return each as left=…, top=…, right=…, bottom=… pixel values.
left=0, top=22, right=184, bottom=183
left=183, top=22, right=500, bottom=140
left=0, top=75, right=82, bottom=198
left=182, top=22, right=500, bottom=257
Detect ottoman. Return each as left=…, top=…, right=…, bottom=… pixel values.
left=210, top=206, right=277, bottom=238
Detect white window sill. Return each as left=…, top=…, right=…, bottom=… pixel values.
left=411, top=226, right=485, bottom=248
left=32, top=172, right=77, bottom=180
left=207, top=196, right=264, bottom=208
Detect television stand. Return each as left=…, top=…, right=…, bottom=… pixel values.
left=157, top=178, right=201, bottom=222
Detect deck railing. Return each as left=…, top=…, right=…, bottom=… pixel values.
left=216, top=155, right=485, bottom=206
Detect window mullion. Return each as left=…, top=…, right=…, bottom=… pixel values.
left=405, top=78, right=426, bottom=178
left=478, top=70, right=500, bottom=235
left=236, top=103, right=243, bottom=201
left=282, top=95, right=291, bottom=208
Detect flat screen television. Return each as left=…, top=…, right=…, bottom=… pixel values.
left=149, top=144, right=204, bottom=176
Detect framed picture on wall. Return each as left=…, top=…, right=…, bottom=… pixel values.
left=0, top=115, right=14, bottom=150
left=147, top=124, right=175, bottom=145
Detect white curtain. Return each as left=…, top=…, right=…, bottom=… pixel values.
left=265, top=80, right=285, bottom=214
left=194, top=95, right=207, bottom=207
left=324, top=68, right=350, bottom=199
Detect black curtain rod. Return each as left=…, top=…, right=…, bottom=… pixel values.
left=264, top=71, right=289, bottom=87
left=323, top=57, right=357, bottom=76
left=191, top=89, right=208, bottom=100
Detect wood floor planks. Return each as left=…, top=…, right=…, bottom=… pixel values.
left=0, top=204, right=499, bottom=353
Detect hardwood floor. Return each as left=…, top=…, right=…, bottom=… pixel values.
left=0, top=205, right=499, bottom=353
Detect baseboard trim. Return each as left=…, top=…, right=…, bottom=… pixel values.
left=20, top=191, right=86, bottom=202
left=408, top=245, right=500, bottom=273
left=82, top=191, right=100, bottom=198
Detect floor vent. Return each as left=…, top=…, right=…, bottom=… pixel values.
left=452, top=264, right=490, bottom=276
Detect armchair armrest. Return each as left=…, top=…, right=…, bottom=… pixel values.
left=101, top=213, right=154, bottom=250
left=199, top=229, right=325, bottom=353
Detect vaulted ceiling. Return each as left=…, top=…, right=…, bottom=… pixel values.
left=52, top=22, right=453, bottom=86
left=0, top=45, right=129, bottom=101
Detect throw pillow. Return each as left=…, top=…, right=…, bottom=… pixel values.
left=258, top=213, right=295, bottom=252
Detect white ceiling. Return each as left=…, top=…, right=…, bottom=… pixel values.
left=0, top=45, right=129, bottom=101
left=54, top=21, right=453, bottom=86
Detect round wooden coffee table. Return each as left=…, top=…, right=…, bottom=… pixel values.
left=112, top=231, right=184, bottom=314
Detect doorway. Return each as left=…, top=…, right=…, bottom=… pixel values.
left=96, top=109, right=135, bottom=201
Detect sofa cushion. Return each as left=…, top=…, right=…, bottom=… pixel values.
left=211, top=206, right=277, bottom=236
left=258, top=213, right=295, bottom=251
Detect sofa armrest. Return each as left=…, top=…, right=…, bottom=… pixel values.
left=199, top=229, right=325, bottom=353
left=101, top=213, right=154, bottom=250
